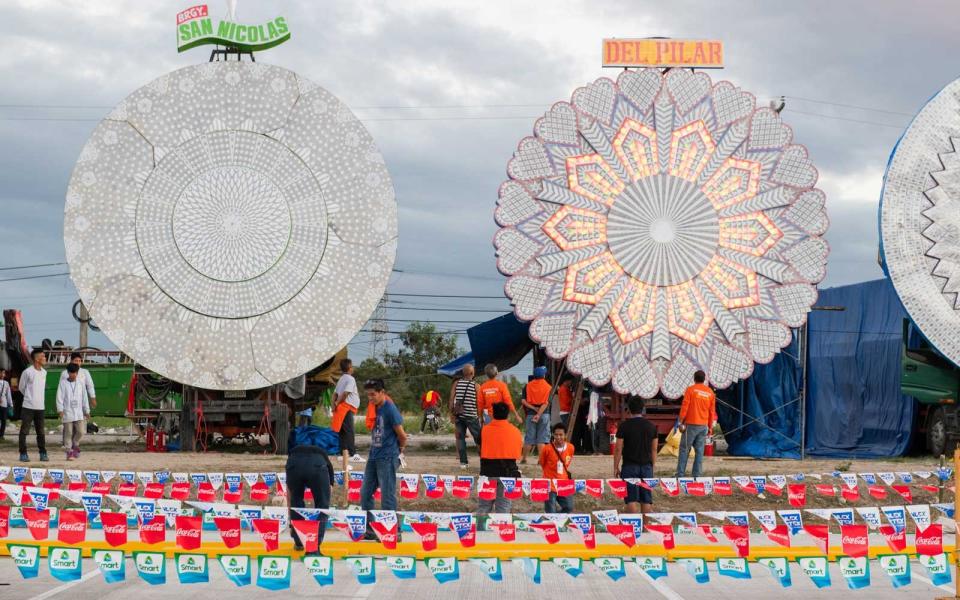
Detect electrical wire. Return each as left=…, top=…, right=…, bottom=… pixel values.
left=784, top=96, right=914, bottom=117
left=0, top=261, right=66, bottom=271
left=784, top=108, right=906, bottom=129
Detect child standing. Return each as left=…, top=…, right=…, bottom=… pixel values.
left=539, top=422, right=575, bottom=513
left=56, top=363, right=90, bottom=461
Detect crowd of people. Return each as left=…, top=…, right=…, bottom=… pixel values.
left=284, top=362, right=717, bottom=551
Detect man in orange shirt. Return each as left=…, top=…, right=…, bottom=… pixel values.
left=539, top=422, right=574, bottom=513
left=478, top=364, right=521, bottom=424
left=557, top=377, right=574, bottom=430
left=478, top=402, right=523, bottom=514
left=676, top=370, right=717, bottom=478
left=521, top=366, right=551, bottom=463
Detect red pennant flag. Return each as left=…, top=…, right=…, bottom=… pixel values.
left=697, top=524, right=718, bottom=543
left=214, top=517, right=242, bottom=548
left=555, top=479, right=576, bottom=497
left=291, top=520, right=320, bottom=553
left=713, top=479, right=732, bottom=495
left=347, top=479, right=363, bottom=503
left=803, top=524, right=829, bottom=553
left=764, top=524, right=791, bottom=548
left=529, top=521, right=559, bottom=544
left=458, top=523, right=477, bottom=548
left=867, top=485, right=887, bottom=500
left=42, top=482, right=61, bottom=501
left=249, top=481, right=270, bottom=502
left=370, top=522, right=398, bottom=549
left=117, top=482, right=137, bottom=497
left=607, top=479, right=627, bottom=498
left=0, top=505, right=9, bottom=538
left=606, top=523, right=636, bottom=548
left=222, top=488, right=242, bottom=503
left=91, top=482, right=111, bottom=496
left=491, top=521, right=516, bottom=542
left=410, top=521, right=439, bottom=551
left=304, top=489, right=313, bottom=502
left=569, top=523, right=596, bottom=549
left=57, top=509, right=87, bottom=544
left=477, top=478, right=496, bottom=501
left=660, top=479, right=680, bottom=496
left=814, top=484, right=836, bottom=497
left=878, top=525, right=906, bottom=553
left=788, top=484, right=807, bottom=507
left=170, top=482, right=191, bottom=500
left=840, top=486, right=860, bottom=501
left=139, top=515, right=166, bottom=545
left=890, top=485, right=912, bottom=502
left=735, top=479, right=758, bottom=495
left=197, top=482, right=216, bottom=502
left=100, top=511, right=127, bottom=547
left=840, top=524, right=868, bottom=557
left=685, top=482, right=706, bottom=496
left=722, top=525, right=750, bottom=557
left=916, top=524, right=943, bottom=556
left=22, top=508, right=50, bottom=541
left=252, top=518, right=280, bottom=552
left=502, top=480, right=523, bottom=500
left=584, top=479, right=604, bottom=498
left=451, top=479, right=473, bottom=499
left=175, top=515, right=202, bottom=550
left=400, top=477, right=419, bottom=499
left=765, top=483, right=783, bottom=496
left=68, top=482, right=87, bottom=492
left=143, top=483, right=165, bottom=499
left=645, top=523, right=675, bottom=550
left=424, top=480, right=445, bottom=499
left=530, top=479, right=550, bottom=502
left=921, top=484, right=939, bottom=494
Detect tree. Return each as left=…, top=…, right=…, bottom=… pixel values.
left=379, top=322, right=461, bottom=412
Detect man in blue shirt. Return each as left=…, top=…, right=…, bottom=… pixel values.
left=360, top=378, right=407, bottom=540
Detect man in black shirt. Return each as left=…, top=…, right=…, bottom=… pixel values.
left=613, top=396, right=658, bottom=514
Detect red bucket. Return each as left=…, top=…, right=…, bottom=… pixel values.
left=704, top=437, right=715, bottom=456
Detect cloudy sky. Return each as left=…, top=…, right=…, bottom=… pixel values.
left=0, top=0, right=956, bottom=369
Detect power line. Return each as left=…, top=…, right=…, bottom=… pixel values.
left=0, top=261, right=66, bottom=271
left=385, top=305, right=507, bottom=313
left=785, top=108, right=906, bottom=129
left=0, top=272, right=69, bottom=283
left=785, top=96, right=913, bottom=117
left=392, top=267, right=504, bottom=281
left=388, top=292, right=504, bottom=299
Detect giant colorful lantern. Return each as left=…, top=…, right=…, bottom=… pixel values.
left=495, top=69, right=828, bottom=397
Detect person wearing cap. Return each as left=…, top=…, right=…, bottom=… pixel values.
left=361, top=378, right=407, bottom=540
left=419, top=389, right=441, bottom=433
left=285, top=418, right=335, bottom=554
left=520, top=366, right=552, bottom=464
left=478, top=401, right=523, bottom=514
left=479, top=364, right=520, bottom=424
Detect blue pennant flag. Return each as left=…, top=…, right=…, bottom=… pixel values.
left=831, top=508, right=855, bottom=526
left=470, top=558, right=502, bottom=581
left=345, top=556, right=376, bottom=585
left=553, top=557, right=583, bottom=578
left=257, top=556, right=291, bottom=590
left=135, top=552, right=166, bottom=586
left=48, top=547, right=82, bottom=582
left=634, top=556, right=668, bottom=580
left=80, top=493, right=102, bottom=518
left=84, top=471, right=101, bottom=485
left=218, top=555, right=251, bottom=587
left=303, top=555, right=333, bottom=586
left=12, top=466, right=27, bottom=483
left=10, top=544, right=40, bottom=579
left=518, top=557, right=541, bottom=584
left=386, top=557, right=417, bottom=580
left=426, top=557, right=460, bottom=583
left=919, top=553, right=951, bottom=586
left=717, top=557, right=751, bottom=580
left=93, top=550, right=126, bottom=583
left=878, top=554, right=911, bottom=589
left=155, top=471, right=170, bottom=484
left=758, top=557, right=792, bottom=588
left=593, top=557, right=625, bottom=581
left=680, top=558, right=709, bottom=584
left=176, top=553, right=208, bottom=584
left=838, top=556, right=870, bottom=590
left=798, top=557, right=831, bottom=589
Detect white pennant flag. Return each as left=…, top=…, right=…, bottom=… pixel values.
left=59, top=489, right=84, bottom=505
left=370, top=510, right=398, bottom=528
left=107, top=494, right=135, bottom=511
left=877, top=472, right=896, bottom=486
left=102, top=471, right=118, bottom=483
left=907, top=505, right=931, bottom=530
left=695, top=477, right=714, bottom=495
left=751, top=510, right=777, bottom=531
left=806, top=473, right=823, bottom=480
left=855, top=507, right=882, bottom=530
left=645, top=512, right=674, bottom=525
left=805, top=508, right=833, bottom=520
left=242, top=473, right=260, bottom=487
left=914, top=471, right=932, bottom=480
left=66, top=470, right=82, bottom=483
left=1, top=483, right=24, bottom=505
left=137, top=472, right=154, bottom=484
left=157, top=499, right=182, bottom=526
left=839, top=473, right=858, bottom=489
left=768, top=474, right=787, bottom=489
left=0, top=466, right=9, bottom=482
left=263, top=506, right=287, bottom=528
left=172, top=472, right=189, bottom=484
left=29, top=468, right=46, bottom=486
left=186, top=501, right=215, bottom=513
left=699, top=511, right=727, bottom=521
left=207, top=473, right=224, bottom=490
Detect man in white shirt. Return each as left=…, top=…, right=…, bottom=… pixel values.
left=57, top=363, right=90, bottom=461
left=18, top=349, right=48, bottom=462
left=332, top=358, right=363, bottom=475
left=59, top=352, right=96, bottom=409
left=0, top=368, right=11, bottom=440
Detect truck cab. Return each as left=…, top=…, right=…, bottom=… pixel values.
left=901, top=319, right=960, bottom=455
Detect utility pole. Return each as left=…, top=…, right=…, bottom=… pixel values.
left=78, top=302, right=89, bottom=348
left=370, top=293, right=388, bottom=360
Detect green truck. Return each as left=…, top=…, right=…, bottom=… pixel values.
left=41, top=355, right=136, bottom=418
left=901, top=319, right=960, bottom=456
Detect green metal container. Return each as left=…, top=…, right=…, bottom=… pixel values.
left=43, top=364, right=135, bottom=418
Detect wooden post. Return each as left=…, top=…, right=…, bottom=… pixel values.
left=565, top=379, right=585, bottom=440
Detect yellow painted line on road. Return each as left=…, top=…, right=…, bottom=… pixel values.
left=3, top=539, right=954, bottom=561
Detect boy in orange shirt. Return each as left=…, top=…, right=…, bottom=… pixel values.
left=676, top=370, right=717, bottom=478
left=539, top=422, right=574, bottom=513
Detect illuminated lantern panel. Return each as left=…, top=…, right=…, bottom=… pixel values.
left=497, top=69, right=827, bottom=397
left=64, top=63, right=398, bottom=390
left=880, top=76, right=960, bottom=367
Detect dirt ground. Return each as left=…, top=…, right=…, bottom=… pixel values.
left=5, top=432, right=950, bottom=519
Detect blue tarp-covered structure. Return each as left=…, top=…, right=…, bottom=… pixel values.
left=438, top=313, right=532, bottom=376
left=717, top=278, right=915, bottom=458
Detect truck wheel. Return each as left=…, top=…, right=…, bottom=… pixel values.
left=928, top=407, right=947, bottom=457
left=273, top=403, right=290, bottom=455
left=180, top=397, right=196, bottom=452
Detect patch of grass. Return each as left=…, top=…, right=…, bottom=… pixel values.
left=833, top=460, right=852, bottom=472
left=310, top=411, right=453, bottom=435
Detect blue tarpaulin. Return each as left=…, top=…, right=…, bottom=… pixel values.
left=438, top=313, right=532, bottom=376
left=717, top=278, right=915, bottom=458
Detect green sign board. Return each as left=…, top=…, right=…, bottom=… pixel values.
left=177, top=5, right=289, bottom=53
